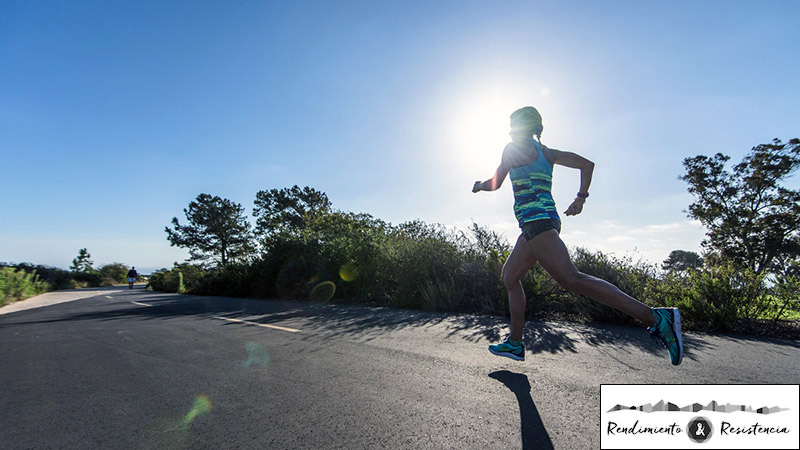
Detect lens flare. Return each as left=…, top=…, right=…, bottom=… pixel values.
left=181, top=395, right=212, bottom=426
left=243, top=342, right=270, bottom=368
left=309, top=281, right=336, bottom=302
left=339, top=263, right=359, bottom=282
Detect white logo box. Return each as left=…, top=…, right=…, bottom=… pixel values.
left=600, top=384, right=799, bottom=449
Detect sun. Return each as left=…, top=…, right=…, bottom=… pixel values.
left=449, top=94, right=519, bottom=172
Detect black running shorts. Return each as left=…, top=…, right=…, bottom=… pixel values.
left=521, top=218, right=561, bottom=241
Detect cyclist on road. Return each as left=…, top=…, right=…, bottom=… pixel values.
left=127, top=267, right=138, bottom=289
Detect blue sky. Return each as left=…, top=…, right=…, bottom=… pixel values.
left=2, top=1, right=799, bottom=273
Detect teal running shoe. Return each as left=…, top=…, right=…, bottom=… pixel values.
left=649, top=308, right=684, bottom=366
left=488, top=338, right=525, bottom=361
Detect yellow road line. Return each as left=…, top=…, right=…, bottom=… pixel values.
left=123, top=302, right=300, bottom=333
left=212, top=316, right=301, bottom=333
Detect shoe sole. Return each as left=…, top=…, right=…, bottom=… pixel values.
left=488, top=347, right=525, bottom=361
left=672, top=308, right=684, bottom=365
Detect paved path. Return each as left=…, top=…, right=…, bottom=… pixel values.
left=0, top=285, right=137, bottom=315
left=1, top=289, right=798, bottom=449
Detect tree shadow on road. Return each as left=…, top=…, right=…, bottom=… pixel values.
left=489, top=370, right=554, bottom=450
left=1, top=291, right=793, bottom=364
left=0, top=291, right=583, bottom=354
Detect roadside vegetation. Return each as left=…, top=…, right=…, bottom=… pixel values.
left=0, top=267, right=50, bottom=306
left=152, top=138, right=799, bottom=337
left=153, top=210, right=799, bottom=336
left=10, top=140, right=798, bottom=337
left=1, top=252, right=141, bottom=306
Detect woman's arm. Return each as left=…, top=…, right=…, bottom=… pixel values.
left=551, top=148, right=595, bottom=216
left=473, top=144, right=514, bottom=193
left=473, top=163, right=509, bottom=192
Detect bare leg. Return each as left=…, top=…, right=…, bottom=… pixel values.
left=529, top=230, right=655, bottom=327
left=501, top=234, right=539, bottom=342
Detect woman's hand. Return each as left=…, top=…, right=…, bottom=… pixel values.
left=472, top=181, right=484, bottom=193
left=564, top=197, right=585, bottom=216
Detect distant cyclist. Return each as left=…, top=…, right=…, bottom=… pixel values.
left=473, top=106, right=683, bottom=365
left=127, top=267, right=138, bottom=289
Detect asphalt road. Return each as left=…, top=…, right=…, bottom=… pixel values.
left=1, top=288, right=798, bottom=449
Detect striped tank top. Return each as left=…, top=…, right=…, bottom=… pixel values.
left=509, top=139, right=560, bottom=227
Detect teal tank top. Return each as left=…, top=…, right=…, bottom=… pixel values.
left=509, top=139, right=560, bottom=227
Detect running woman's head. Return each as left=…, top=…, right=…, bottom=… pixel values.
left=509, top=106, right=543, bottom=142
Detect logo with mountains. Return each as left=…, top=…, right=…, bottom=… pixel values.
left=608, top=400, right=789, bottom=414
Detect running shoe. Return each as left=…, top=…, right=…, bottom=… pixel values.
left=649, top=307, right=684, bottom=366
left=488, top=338, right=525, bottom=361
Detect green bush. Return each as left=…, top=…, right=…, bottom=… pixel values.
left=303, top=210, right=391, bottom=303
left=388, top=224, right=465, bottom=309
left=1, top=267, right=50, bottom=306
left=71, top=271, right=101, bottom=288
left=177, top=271, right=186, bottom=294
left=147, top=264, right=207, bottom=294
left=160, top=270, right=183, bottom=293
left=97, top=263, right=130, bottom=286
left=419, top=276, right=462, bottom=312
left=198, top=263, right=255, bottom=298
left=173, top=263, right=205, bottom=292
left=568, top=248, right=657, bottom=325
left=647, top=263, right=772, bottom=331
left=3, top=263, right=75, bottom=290
left=771, top=276, right=800, bottom=322
left=146, top=270, right=167, bottom=292
left=455, top=223, right=515, bottom=314
left=2, top=262, right=103, bottom=291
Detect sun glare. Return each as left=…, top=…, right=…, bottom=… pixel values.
left=439, top=78, right=557, bottom=183
left=450, top=95, right=519, bottom=172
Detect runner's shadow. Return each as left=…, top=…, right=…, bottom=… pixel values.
left=489, top=370, right=554, bottom=450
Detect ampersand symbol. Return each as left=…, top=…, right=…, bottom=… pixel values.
left=695, top=423, right=706, bottom=436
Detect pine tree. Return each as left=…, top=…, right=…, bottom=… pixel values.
left=166, top=194, right=254, bottom=267
left=70, top=248, right=94, bottom=273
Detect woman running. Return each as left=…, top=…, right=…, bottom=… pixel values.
left=472, top=106, right=683, bottom=365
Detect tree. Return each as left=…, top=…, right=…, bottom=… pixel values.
left=681, top=138, right=800, bottom=275
left=166, top=194, right=254, bottom=267
left=70, top=248, right=94, bottom=273
left=253, top=185, right=332, bottom=238
left=662, top=250, right=703, bottom=272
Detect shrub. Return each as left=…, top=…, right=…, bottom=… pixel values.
left=97, top=263, right=130, bottom=286
left=387, top=222, right=465, bottom=309
left=647, top=263, right=772, bottom=331
left=771, top=276, right=800, bottom=323
left=71, top=271, right=101, bottom=288
left=146, top=269, right=168, bottom=292
left=419, top=276, right=462, bottom=312
left=568, top=248, right=658, bottom=325
left=173, top=263, right=206, bottom=292
left=303, top=210, right=391, bottom=303
left=147, top=264, right=207, bottom=294
left=161, top=270, right=183, bottom=293
left=3, top=263, right=75, bottom=290
left=458, top=223, right=510, bottom=314
left=0, top=267, right=50, bottom=306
